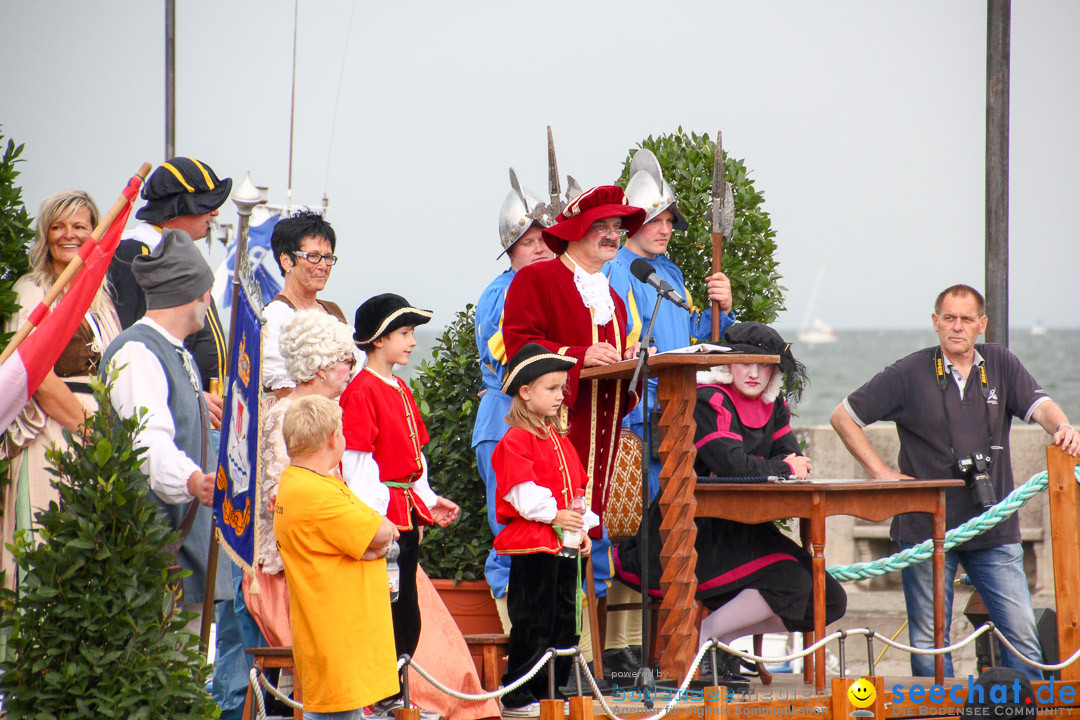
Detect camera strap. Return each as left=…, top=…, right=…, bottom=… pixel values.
left=931, top=347, right=993, bottom=463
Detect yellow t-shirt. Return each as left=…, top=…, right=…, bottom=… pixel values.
left=274, top=465, right=398, bottom=712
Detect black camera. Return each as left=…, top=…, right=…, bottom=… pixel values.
left=955, top=452, right=997, bottom=511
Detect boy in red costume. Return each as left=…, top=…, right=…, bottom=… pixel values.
left=493, top=343, right=598, bottom=717
left=339, top=293, right=460, bottom=716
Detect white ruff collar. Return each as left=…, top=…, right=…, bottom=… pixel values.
left=565, top=255, right=614, bottom=326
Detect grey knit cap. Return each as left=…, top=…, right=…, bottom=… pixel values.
left=132, top=229, right=215, bottom=310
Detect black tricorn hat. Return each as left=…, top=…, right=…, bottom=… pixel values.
left=502, top=342, right=577, bottom=396
left=136, top=157, right=232, bottom=223
left=722, top=322, right=809, bottom=404
left=959, top=667, right=1037, bottom=717
left=353, top=293, right=433, bottom=345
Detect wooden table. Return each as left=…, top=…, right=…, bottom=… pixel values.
left=695, top=479, right=963, bottom=691
left=583, top=354, right=963, bottom=693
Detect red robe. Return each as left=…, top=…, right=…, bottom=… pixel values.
left=502, top=257, right=636, bottom=533
left=492, top=426, right=588, bottom=555
left=340, top=368, right=434, bottom=530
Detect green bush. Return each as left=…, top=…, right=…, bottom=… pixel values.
left=0, top=131, right=35, bottom=546
left=617, top=128, right=786, bottom=324
left=410, top=305, right=491, bottom=582
left=0, top=376, right=219, bottom=718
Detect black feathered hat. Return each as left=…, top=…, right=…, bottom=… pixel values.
left=353, top=293, right=433, bottom=345
left=136, top=157, right=232, bottom=223
left=698, top=322, right=809, bottom=405
left=502, top=343, right=577, bottom=396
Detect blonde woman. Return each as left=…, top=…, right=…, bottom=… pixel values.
left=1, top=190, right=122, bottom=588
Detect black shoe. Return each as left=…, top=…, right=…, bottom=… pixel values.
left=698, top=649, right=751, bottom=689
left=603, top=647, right=641, bottom=684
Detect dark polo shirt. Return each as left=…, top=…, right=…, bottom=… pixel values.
left=844, top=343, right=1048, bottom=550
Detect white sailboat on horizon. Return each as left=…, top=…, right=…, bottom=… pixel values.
left=797, top=262, right=838, bottom=344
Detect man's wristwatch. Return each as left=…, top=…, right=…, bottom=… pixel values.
left=1056, top=423, right=1074, bottom=434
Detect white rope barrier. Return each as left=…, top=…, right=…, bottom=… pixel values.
left=244, top=622, right=1080, bottom=720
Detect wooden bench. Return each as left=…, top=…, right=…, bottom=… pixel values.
left=464, top=632, right=510, bottom=691
left=242, top=646, right=302, bottom=720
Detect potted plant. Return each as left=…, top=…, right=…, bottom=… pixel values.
left=411, top=304, right=503, bottom=636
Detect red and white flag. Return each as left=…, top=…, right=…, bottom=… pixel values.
left=0, top=174, right=141, bottom=436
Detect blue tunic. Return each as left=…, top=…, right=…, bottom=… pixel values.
left=603, top=247, right=735, bottom=498
left=471, top=268, right=516, bottom=597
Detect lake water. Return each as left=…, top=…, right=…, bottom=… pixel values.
left=407, top=326, right=1080, bottom=427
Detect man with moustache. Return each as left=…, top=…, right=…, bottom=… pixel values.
left=472, top=171, right=555, bottom=619
left=502, top=186, right=644, bottom=671
left=831, top=284, right=1080, bottom=680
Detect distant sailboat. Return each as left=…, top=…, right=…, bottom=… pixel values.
left=1031, top=322, right=1048, bottom=336
left=798, top=263, right=839, bottom=344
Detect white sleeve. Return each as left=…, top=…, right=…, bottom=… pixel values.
left=108, top=342, right=198, bottom=504
left=504, top=482, right=558, bottom=523
left=413, top=453, right=439, bottom=508
left=261, top=302, right=295, bottom=391
left=341, top=449, right=390, bottom=515
left=583, top=508, right=600, bottom=531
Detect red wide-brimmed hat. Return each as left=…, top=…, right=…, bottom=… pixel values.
left=541, top=185, right=646, bottom=255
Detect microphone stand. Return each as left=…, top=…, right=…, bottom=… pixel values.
left=627, top=291, right=665, bottom=705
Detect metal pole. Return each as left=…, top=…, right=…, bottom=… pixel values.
left=164, top=0, right=175, bottom=160
left=985, top=0, right=1010, bottom=345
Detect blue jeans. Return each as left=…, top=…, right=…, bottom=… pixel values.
left=304, top=710, right=364, bottom=720
left=476, top=440, right=511, bottom=599
left=900, top=541, right=1043, bottom=680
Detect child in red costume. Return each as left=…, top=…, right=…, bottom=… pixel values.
left=493, top=343, right=598, bottom=718
left=340, top=293, right=460, bottom=716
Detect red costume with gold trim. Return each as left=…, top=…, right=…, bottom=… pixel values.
left=502, top=258, right=636, bottom=529
left=492, top=425, right=588, bottom=555
left=340, top=368, right=434, bottom=530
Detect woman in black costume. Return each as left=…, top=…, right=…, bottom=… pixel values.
left=613, top=323, right=846, bottom=650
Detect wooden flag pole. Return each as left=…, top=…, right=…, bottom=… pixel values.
left=709, top=133, right=725, bottom=342
left=0, top=162, right=152, bottom=365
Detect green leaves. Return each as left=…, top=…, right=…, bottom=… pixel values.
left=409, top=304, right=492, bottom=582
left=617, top=129, right=787, bottom=325
left=0, top=376, right=219, bottom=717
left=0, top=128, right=35, bottom=521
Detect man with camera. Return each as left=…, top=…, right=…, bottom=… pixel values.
left=831, top=284, right=1080, bottom=680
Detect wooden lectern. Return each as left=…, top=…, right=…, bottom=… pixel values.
left=582, top=352, right=778, bottom=684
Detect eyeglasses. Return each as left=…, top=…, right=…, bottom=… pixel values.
left=340, top=356, right=357, bottom=369
left=296, top=251, right=338, bottom=266
left=591, top=226, right=627, bottom=239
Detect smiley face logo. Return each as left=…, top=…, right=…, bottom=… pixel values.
left=848, top=677, right=876, bottom=709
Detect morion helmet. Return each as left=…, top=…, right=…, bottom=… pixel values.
left=498, top=168, right=555, bottom=259
left=624, top=148, right=688, bottom=231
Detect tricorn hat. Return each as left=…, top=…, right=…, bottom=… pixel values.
left=136, top=157, right=232, bottom=223
left=353, top=293, right=433, bottom=345
left=502, top=342, right=577, bottom=397
left=541, top=185, right=646, bottom=255
left=697, top=322, right=809, bottom=405
left=131, top=228, right=215, bottom=310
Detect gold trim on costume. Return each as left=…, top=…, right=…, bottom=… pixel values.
left=189, top=158, right=215, bottom=189
left=161, top=162, right=196, bottom=193
left=500, top=352, right=576, bottom=395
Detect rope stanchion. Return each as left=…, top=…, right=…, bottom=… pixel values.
left=243, top=620, right=1080, bottom=720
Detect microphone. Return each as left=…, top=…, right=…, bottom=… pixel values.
left=630, top=257, right=692, bottom=312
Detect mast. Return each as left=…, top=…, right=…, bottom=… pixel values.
left=985, top=0, right=1010, bottom=345
left=164, top=0, right=175, bottom=160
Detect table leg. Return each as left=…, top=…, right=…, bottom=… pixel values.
left=655, top=366, right=701, bottom=682
left=812, top=497, right=826, bottom=693
left=800, top=518, right=814, bottom=686
left=933, top=490, right=946, bottom=685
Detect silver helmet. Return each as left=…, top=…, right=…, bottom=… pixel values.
left=498, top=168, right=555, bottom=258
left=624, top=148, right=689, bottom=230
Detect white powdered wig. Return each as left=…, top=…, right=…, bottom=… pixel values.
left=280, top=309, right=356, bottom=383
left=696, top=364, right=784, bottom=404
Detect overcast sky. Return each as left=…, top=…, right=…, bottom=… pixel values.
left=3, top=0, right=1078, bottom=331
